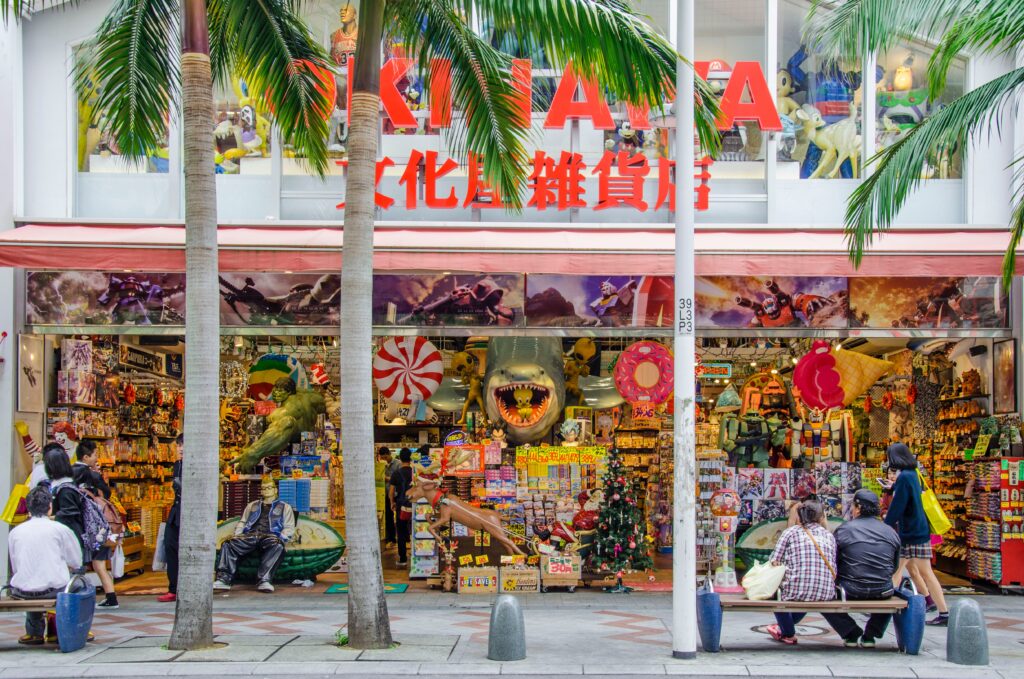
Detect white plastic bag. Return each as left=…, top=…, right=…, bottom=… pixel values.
left=741, top=560, right=786, bottom=601
left=112, top=543, right=126, bottom=578
left=151, top=522, right=167, bottom=572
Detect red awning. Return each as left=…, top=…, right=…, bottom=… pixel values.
left=0, top=222, right=1018, bottom=276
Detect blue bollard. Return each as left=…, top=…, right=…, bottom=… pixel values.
left=55, top=578, right=95, bottom=653
left=696, top=588, right=722, bottom=653
left=892, top=588, right=925, bottom=656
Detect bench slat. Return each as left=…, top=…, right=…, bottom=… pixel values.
left=0, top=600, right=57, bottom=609
left=718, top=595, right=907, bottom=613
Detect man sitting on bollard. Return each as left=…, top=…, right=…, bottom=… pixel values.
left=822, top=489, right=902, bottom=648
left=214, top=476, right=296, bottom=593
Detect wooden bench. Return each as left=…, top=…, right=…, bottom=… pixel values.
left=0, top=598, right=57, bottom=613
left=696, top=586, right=926, bottom=655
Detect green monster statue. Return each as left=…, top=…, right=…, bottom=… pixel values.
left=232, top=377, right=326, bottom=472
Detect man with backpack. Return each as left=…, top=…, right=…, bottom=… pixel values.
left=73, top=441, right=121, bottom=609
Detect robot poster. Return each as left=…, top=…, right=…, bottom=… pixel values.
left=219, top=273, right=340, bottom=326
left=373, top=273, right=524, bottom=327
left=848, top=276, right=1008, bottom=329
left=525, top=274, right=674, bottom=328
left=26, top=271, right=185, bottom=325
left=695, top=276, right=849, bottom=329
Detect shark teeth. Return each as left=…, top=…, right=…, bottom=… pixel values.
left=494, top=383, right=551, bottom=428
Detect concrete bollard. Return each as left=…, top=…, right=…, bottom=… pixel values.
left=487, top=594, right=526, bottom=661
left=946, top=598, right=989, bottom=666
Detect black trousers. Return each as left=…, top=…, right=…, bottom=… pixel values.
left=823, top=612, right=892, bottom=640
left=396, top=511, right=411, bottom=563
left=165, top=503, right=181, bottom=594
left=12, top=580, right=87, bottom=637
left=384, top=494, right=396, bottom=543
left=216, top=534, right=286, bottom=584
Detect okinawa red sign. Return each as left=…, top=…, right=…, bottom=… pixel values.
left=337, top=58, right=780, bottom=213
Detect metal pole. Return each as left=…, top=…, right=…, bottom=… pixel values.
left=672, top=0, right=698, bottom=660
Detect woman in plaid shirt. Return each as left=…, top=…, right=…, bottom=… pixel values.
left=766, top=500, right=837, bottom=644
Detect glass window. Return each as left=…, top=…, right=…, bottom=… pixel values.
left=213, top=77, right=273, bottom=175
left=877, top=43, right=964, bottom=179
left=778, top=0, right=862, bottom=179
left=75, top=46, right=169, bottom=174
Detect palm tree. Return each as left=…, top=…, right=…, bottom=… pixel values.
left=804, top=0, right=1024, bottom=286
left=340, top=0, right=721, bottom=648
left=1, top=0, right=331, bottom=651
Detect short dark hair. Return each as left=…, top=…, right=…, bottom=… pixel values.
left=378, top=447, right=391, bottom=458
left=797, top=500, right=824, bottom=525
left=76, top=439, right=97, bottom=460
left=26, top=486, right=52, bottom=518
left=43, top=445, right=74, bottom=480
left=399, top=448, right=412, bottom=463
left=887, top=443, right=918, bottom=470
left=853, top=489, right=880, bottom=518
left=416, top=444, right=430, bottom=457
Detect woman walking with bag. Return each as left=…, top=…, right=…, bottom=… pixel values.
left=884, top=443, right=949, bottom=626
left=766, top=500, right=837, bottom=644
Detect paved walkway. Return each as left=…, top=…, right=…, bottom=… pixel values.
left=0, top=589, right=1020, bottom=678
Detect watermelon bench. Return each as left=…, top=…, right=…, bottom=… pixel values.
left=215, top=516, right=345, bottom=583
left=696, top=584, right=925, bottom=655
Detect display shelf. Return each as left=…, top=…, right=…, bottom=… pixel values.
left=54, top=403, right=114, bottom=411
left=939, top=394, right=990, bottom=403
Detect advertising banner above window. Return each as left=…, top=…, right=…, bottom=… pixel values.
left=25, top=272, right=1010, bottom=330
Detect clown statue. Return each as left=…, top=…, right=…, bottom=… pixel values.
left=52, top=422, right=79, bottom=463
left=214, top=477, right=296, bottom=592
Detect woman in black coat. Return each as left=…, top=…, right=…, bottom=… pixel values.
left=44, top=445, right=87, bottom=562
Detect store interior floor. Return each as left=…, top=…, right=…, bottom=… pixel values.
left=110, top=544, right=981, bottom=597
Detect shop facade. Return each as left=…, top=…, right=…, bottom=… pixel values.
left=1, top=1, right=1023, bottom=591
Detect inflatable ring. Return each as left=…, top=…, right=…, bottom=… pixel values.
left=614, top=341, right=674, bottom=404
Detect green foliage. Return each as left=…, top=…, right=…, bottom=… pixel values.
left=385, top=0, right=722, bottom=209
left=62, top=0, right=333, bottom=177
left=593, top=448, right=653, bottom=575
left=335, top=630, right=349, bottom=646
left=805, top=0, right=1024, bottom=290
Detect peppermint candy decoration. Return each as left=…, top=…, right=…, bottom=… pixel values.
left=372, top=337, right=443, bottom=404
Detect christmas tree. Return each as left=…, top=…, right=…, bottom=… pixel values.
left=593, top=447, right=654, bottom=593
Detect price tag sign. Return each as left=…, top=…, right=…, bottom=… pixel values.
left=458, top=554, right=474, bottom=566
left=475, top=554, right=490, bottom=566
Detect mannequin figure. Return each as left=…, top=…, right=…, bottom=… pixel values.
left=214, top=477, right=296, bottom=592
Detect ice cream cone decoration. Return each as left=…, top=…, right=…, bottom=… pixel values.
left=793, top=340, right=893, bottom=410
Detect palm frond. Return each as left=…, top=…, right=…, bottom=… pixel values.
left=845, top=67, right=1024, bottom=272
left=74, top=0, right=180, bottom=163
left=928, top=1, right=1024, bottom=99
left=1, top=0, right=75, bottom=24
left=453, top=0, right=721, bottom=156
left=805, top=0, right=974, bottom=61
left=213, top=0, right=333, bottom=177
left=389, top=0, right=530, bottom=208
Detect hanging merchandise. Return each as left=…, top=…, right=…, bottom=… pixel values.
left=714, top=383, right=742, bottom=413
left=613, top=341, right=673, bottom=404
left=309, top=363, right=330, bottom=386
left=248, top=353, right=310, bottom=401
left=372, top=336, right=444, bottom=404
left=793, top=340, right=893, bottom=410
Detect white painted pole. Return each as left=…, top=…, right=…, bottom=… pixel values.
left=672, top=0, right=698, bottom=661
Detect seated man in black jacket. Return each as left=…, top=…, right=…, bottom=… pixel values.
left=823, top=489, right=902, bottom=648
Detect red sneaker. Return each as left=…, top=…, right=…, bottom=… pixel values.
left=766, top=624, right=797, bottom=645
left=157, top=592, right=176, bottom=603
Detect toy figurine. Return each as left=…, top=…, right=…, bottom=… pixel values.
left=231, top=378, right=326, bottom=471
left=794, top=102, right=861, bottom=179
left=330, top=2, right=358, bottom=66
left=407, top=474, right=523, bottom=554
left=214, top=476, right=296, bottom=592
left=559, top=420, right=581, bottom=447
left=489, top=421, right=509, bottom=449
left=453, top=351, right=485, bottom=425
left=564, top=338, right=596, bottom=406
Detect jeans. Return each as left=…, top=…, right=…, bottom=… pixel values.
left=823, top=612, right=892, bottom=641
left=774, top=612, right=806, bottom=638
left=11, top=579, right=87, bottom=637
left=216, top=534, right=286, bottom=584
left=384, top=495, right=396, bottom=543
left=396, top=510, right=411, bottom=564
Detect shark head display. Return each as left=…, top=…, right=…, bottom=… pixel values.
left=484, top=337, right=565, bottom=444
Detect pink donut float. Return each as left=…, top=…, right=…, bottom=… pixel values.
left=614, top=341, right=674, bottom=404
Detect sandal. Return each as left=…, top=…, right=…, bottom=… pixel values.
left=18, top=635, right=44, bottom=646
left=767, top=624, right=797, bottom=645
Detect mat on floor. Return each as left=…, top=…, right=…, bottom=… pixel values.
left=326, top=583, right=408, bottom=594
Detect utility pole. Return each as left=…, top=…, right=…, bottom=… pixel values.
left=672, top=0, right=698, bottom=660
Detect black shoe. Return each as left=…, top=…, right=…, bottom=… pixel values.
left=926, top=603, right=938, bottom=613
left=860, top=636, right=876, bottom=648
left=844, top=634, right=861, bottom=648
left=926, top=613, right=949, bottom=627
left=97, top=598, right=119, bottom=610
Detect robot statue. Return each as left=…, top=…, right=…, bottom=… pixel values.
left=231, top=378, right=326, bottom=472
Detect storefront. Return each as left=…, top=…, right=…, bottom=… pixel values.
left=1, top=0, right=1023, bottom=594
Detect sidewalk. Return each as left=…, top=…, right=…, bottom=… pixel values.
left=0, top=589, right=1020, bottom=678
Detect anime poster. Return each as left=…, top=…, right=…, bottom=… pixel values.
left=373, top=273, right=524, bottom=327
left=791, top=468, right=816, bottom=500
left=219, top=273, right=340, bottom=326
left=763, top=469, right=790, bottom=500
left=848, top=276, right=1009, bottom=328
left=26, top=271, right=185, bottom=325
left=737, top=468, right=764, bottom=500
left=816, top=462, right=843, bottom=496
left=525, top=275, right=674, bottom=327
left=695, top=276, right=849, bottom=329
left=753, top=499, right=787, bottom=523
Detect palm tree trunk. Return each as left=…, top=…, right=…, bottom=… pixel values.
left=169, top=0, right=219, bottom=651
left=340, top=0, right=392, bottom=649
